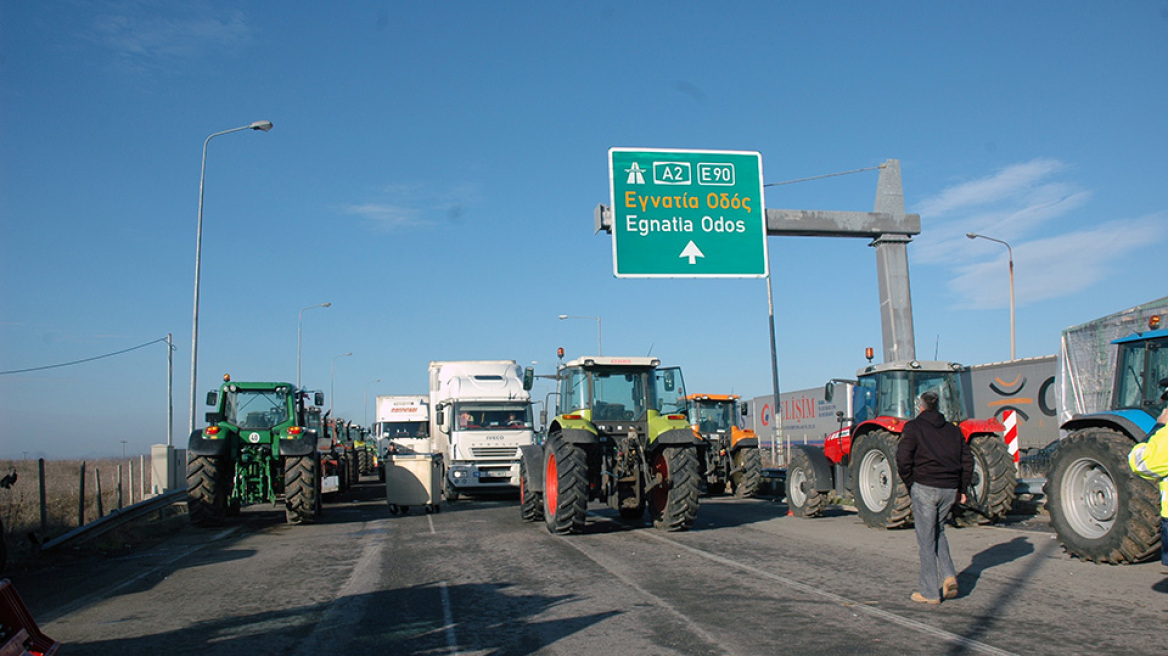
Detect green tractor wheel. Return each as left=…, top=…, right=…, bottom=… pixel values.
left=543, top=435, right=588, bottom=535
left=187, top=455, right=228, bottom=527
left=284, top=455, right=320, bottom=525
left=648, top=446, right=700, bottom=531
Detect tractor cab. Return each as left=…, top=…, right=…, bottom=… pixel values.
left=850, top=360, right=970, bottom=425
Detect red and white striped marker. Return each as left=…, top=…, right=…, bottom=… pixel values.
left=1002, top=409, right=1019, bottom=463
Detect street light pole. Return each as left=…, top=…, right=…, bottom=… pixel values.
left=297, top=302, right=331, bottom=389
left=364, top=378, right=381, bottom=426
left=966, top=232, right=1016, bottom=360
left=330, top=352, right=352, bottom=416
left=558, top=314, right=602, bottom=355
left=188, top=120, right=273, bottom=434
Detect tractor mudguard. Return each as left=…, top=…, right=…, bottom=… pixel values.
left=1062, top=411, right=1152, bottom=442
left=188, top=429, right=229, bottom=457
left=559, top=427, right=599, bottom=445
left=654, top=427, right=703, bottom=445
left=279, top=435, right=316, bottom=457
left=519, top=444, right=544, bottom=492
left=790, top=444, right=834, bottom=493
left=730, top=437, right=759, bottom=451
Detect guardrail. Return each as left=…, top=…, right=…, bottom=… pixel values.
left=40, top=489, right=186, bottom=553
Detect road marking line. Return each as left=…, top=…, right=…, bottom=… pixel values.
left=439, top=580, right=459, bottom=654
left=555, top=534, right=728, bottom=652
left=639, top=530, right=1020, bottom=656
left=428, top=513, right=437, bottom=534
left=292, top=521, right=385, bottom=656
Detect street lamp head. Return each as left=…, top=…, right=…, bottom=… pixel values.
left=558, top=315, right=568, bottom=320
left=966, top=232, right=978, bottom=240
left=321, top=302, right=331, bottom=308
left=250, top=120, right=274, bottom=132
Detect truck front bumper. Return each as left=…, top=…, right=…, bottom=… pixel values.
left=447, top=462, right=521, bottom=488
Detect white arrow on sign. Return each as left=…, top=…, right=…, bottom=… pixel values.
left=679, top=241, right=705, bottom=265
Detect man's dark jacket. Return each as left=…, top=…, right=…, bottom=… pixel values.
left=896, top=409, right=973, bottom=491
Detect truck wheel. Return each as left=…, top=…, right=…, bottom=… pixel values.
left=443, top=474, right=460, bottom=502
left=849, top=430, right=912, bottom=529
left=519, top=456, right=544, bottom=522
left=187, top=455, right=228, bottom=527
left=1044, top=428, right=1160, bottom=563
left=785, top=448, right=825, bottom=518
left=649, top=446, right=700, bottom=531
left=732, top=447, right=762, bottom=498
left=543, top=435, right=588, bottom=534
left=963, top=433, right=1017, bottom=523
left=284, top=455, right=320, bottom=525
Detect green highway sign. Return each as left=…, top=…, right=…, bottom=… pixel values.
left=609, top=148, right=768, bottom=278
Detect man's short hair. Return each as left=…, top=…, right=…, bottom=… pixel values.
left=920, top=391, right=940, bottom=410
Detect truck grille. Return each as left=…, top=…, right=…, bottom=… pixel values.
left=470, top=447, right=519, bottom=459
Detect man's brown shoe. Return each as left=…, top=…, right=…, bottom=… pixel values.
left=911, top=592, right=940, bottom=605
left=943, top=577, right=959, bottom=599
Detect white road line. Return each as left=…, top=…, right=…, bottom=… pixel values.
left=428, top=512, right=437, bottom=534
left=439, top=579, right=460, bottom=654
left=555, top=534, right=731, bottom=654
left=639, top=530, right=1021, bottom=656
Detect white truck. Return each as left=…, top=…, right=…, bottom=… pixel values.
left=374, top=394, right=432, bottom=458
left=428, top=360, right=535, bottom=500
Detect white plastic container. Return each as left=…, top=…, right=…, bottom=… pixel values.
left=385, top=453, right=441, bottom=514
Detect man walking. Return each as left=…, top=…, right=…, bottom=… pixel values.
left=896, top=390, right=973, bottom=604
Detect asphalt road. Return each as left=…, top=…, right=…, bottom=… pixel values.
left=9, top=480, right=1167, bottom=655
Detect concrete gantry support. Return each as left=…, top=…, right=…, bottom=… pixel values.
left=764, top=159, right=920, bottom=362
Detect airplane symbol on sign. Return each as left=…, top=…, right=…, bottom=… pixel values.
left=679, top=241, right=705, bottom=264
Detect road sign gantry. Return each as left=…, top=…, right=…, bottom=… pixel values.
left=608, top=148, right=768, bottom=278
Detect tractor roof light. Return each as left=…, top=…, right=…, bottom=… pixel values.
left=1150, top=315, right=1162, bottom=330
left=223, top=373, right=231, bottom=382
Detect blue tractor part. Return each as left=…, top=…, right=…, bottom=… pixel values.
left=1044, top=327, right=1168, bottom=563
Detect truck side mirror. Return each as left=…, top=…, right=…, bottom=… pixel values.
left=436, top=407, right=446, bottom=429
left=206, top=390, right=218, bottom=406
left=523, top=367, right=534, bottom=391
left=540, top=409, right=548, bottom=427
left=205, top=412, right=223, bottom=424
left=824, top=382, right=834, bottom=402
left=314, top=392, right=325, bottom=406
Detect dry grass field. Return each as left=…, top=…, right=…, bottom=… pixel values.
left=0, top=458, right=156, bottom=566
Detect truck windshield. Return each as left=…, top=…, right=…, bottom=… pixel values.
left=1114, top=338, right=1168, bottom=415
left=694, top=400, right=737, bottom=433
left=225, top=389, right=289, bottom=429
left=590, top=368, right=647, bottom=421
left=455, top=403, right=532, bottom=430
left=381, top=421, right=429, bottom=438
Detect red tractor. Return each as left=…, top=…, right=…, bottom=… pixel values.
left=785, top=359, right=1016, bottom=528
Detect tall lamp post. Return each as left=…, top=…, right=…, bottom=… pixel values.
left=188, top=120, right=274, bottom=433
left=558, top=314, right=602, bottom=355
left=966, top=232, right=1016, bottom=360
left=330, top=352, right=352, bottom=415
left=364, top=378, right=381, bottom=426
left=297, top=302, right=331, bottom=389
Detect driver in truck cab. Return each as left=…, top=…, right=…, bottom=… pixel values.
left=1129, top=406, right=1168, bottom=567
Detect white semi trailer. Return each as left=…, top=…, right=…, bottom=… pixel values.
left=429, top=360, right=534, bottom=500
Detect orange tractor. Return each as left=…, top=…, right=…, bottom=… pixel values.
left=685, top=394, right=762, bottom=497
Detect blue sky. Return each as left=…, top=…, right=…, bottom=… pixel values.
left=3, top=1, right=1166, bottom=459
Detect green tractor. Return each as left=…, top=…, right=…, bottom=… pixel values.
left=187, top=375, right=325, bottom=526
left=353, top=424, right=376, bottom=477
left=519, top=355, right=701, bottom=534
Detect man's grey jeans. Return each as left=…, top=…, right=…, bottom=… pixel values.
left=910, top=483, right=958, bottom=599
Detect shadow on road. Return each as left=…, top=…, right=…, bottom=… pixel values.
left=955, top=536, right=1034, bottom=598
left=57, top=580, right=621, bottom=656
